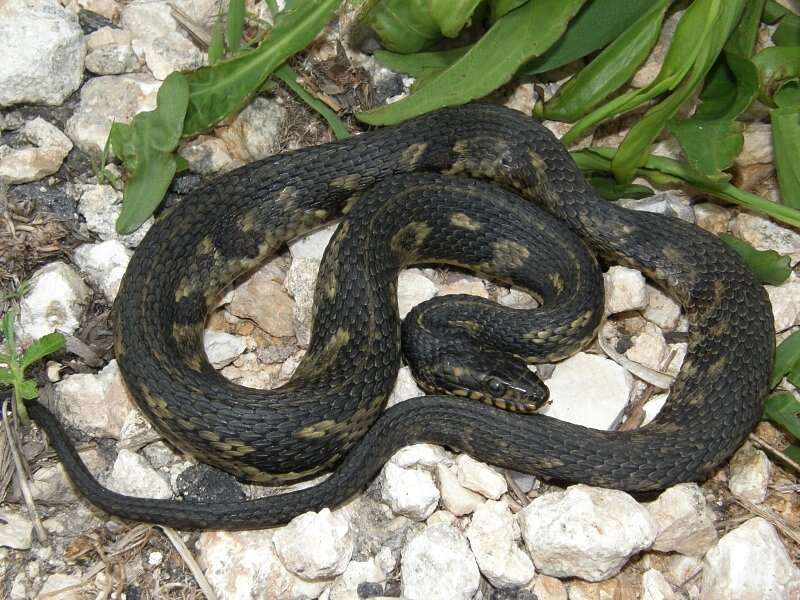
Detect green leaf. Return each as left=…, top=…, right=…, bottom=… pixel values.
left=724, top=0, right=765, bottom=57
left=374, top=46, right=471, bottom=90
left=20, top=332, right=65, bottom=372
left=539, top=0, right=672, bottom=122
left=771, top=102, right=800, bottom=209
left=524, top=0, right=656, bottom=74
left=752, top=46, right=800, bottom=105
left=763, top=392, right=800, bottom=440
left=772, top=329, right=800, bottom=389
left=183, top=0, right=342, bottom=136
left=763, top=0, right=792, bottom=23
left=226, top=0, right=246, bottom=54
left=0, top=369, right=14, bottom=384
left=208, top=21, right=225, bottom=65
left=357, top=0, right=588, bottom=126
left=274, top=64, right=349, bottom=140
left=489, top=0, right=527, bottom=21
left=611, top=0, right=748, bottom=182
left=719, top=234, right=792, bottom=286
left=667, top=119, right=743, bottom=181
left=2, top=310, right=16, bottom=357
left=691, top=52, right=759, bottom=122
left=364, top=0, right=443, bottom=53
left=111, top=72, right=190, bottom=234
left=571, top=146, right=800, bottom=229
left=784, top=443, right=800, bottom=463
left=18, top=378, right=38, bottom=400
left=773, top=12, right=800, bottom=46
left=588, top=175, right=654, bottom=201
left=431, top=0, right=483, bottom=38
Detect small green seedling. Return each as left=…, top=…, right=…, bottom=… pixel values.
left=0, top=311, right=65, bottom=424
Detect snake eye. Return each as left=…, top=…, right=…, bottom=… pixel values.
left=487, top=378, right=507, bottom=397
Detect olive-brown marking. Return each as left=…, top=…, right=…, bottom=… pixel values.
left=450, top=212, right=481, bottom=231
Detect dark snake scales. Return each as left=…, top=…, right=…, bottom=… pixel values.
left=28, top=104, right=774, bottom=529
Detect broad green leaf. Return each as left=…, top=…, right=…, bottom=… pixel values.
left=752, top=46, right=800, bottom=105
left=208, top=21, right=225, bottom=65
left=18, top=378, right=38, bottom=400
left=789, top=363, right=800, bottom=389
left=784, top=443, right=800, bottom=463
left=540, top=0, right=672, bottom=122
left=183, top=0, right=342, bottom=136
left=20, top=332, right=65, bottom=371
left=773, top=13, right=800, bottom=46
left=724, top=0, right=765, bottom=57
left=771, top=101, right=800, bottom=209
left=489, top=0, right=527, bottom=21
left=667, top=119, right=743, bottom=181
left=772, top=329, right=800, bottom=389
left=365, top=0, right=442, bottom=53
left=430, top=0, right=483, bottom=38
left=357, top=0, right=588, bottom=126
left=588, top=175, right=654, bottom=201
left=612, top=0, right=748, bottom=182
left=719, top=234, right=792, bottom=286
left=0, top=369, right=14, bottom=384
left=524, top=0, right=656, bottom=74
left=110, top=72, right=189, bottom=234
left=763, top=392, right=800, bottom=439
left=691, top=52, right=759, bottom=122
left=226, top=0, right=246, bottom=54
left=763, top=0, right=792, bottom=23
left=374, top=46, right=471, bottom=90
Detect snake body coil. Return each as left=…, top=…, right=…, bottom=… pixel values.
left=29, top=104, right=774, bottom=529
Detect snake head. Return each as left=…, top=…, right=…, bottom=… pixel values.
left=416, top=349, right=550, bottom=413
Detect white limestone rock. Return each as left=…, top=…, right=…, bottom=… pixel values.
left=604, top=266, right=647, bottom=314
left=73, top=240, right=131, bottom=302
left=435, top=464, right=483, bottom=516
left=289, top=223, right=339, bottom=260
left=380, top=462, right=439, bottom=520
left=642, top=569, right=676, bottom=600
left=701, top=518, right=800, bottom=600
left=0, top=511, right=33, bottom=550
left=106, top=449, right=172, bottom=499
left=643, top=285, right=682, bottom=331
left=387, top=366, right=425, bottom=407
left=465, top=499, right=535, bottom=588
left=619, top=191, right=694, bottom=223
left=328, top=556, right=389, bottom=600
left=0, top=0, right=84, bottom=107
left=766, top=275, right=800, bottom=333
left=229, top=261, right=295, bottom=338
left=693, top=202, right=731, bottom=235
left=16, top=261, right=90, bottom=345
left=542, top=353, right=633, bottom=430
left=66, top=73, right=160, bottom=157
left=77, top=183, right=152, bottom=247
left=518, top=484, right=657, bottom=581
left=391, top=444, right=451, bottom=469
left=728, top=445, right=772, bottom=504
left=285, top=257, right=320, bottom=346
left=54, top=360, right=132, bottom=438
left=731, top=213, right=800, bottom=262
left=401, top=524, right=481, bottom=600
left=272, top=508, right=353, bottom=580
left=203, top=331, right=247, bottom=369
left=646, top=483, right=717, bottom=557
left=397, top=269, right=438, bottom=318
left=455, top=454, right=507, bottom=500
left=0, top=118, right=73, bottom=184
left=197, top=529, right=327, bottom=600
left=626, top=322, right=669, bottom=371
left=220, top=96, right=289, bottom=161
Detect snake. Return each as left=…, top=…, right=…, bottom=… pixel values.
left=27, top=103, right=774, bottom=530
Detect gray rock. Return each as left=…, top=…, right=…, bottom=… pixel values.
left=229, top=261, right=295, bottom=338
left=290, top=223, right=339, bottom=260
left=203, top=330, right=247, bottom=369
left=455, top=454, right=507, bottom=500
left=727, top=445, right=772, bottom=504
left=380, top=462, right=439, bottom=521
left=221, top=96, right=289, bottom=161
left=604, top=266, right=648, bottom=314
left=401, top=524, right=481, bottom=600
left=179, top=135, right=240, bottom=175
left=397, top=269, right=438, bottom=318
left=285, top=258, right=320, bottom=346
left=0, top=0, right=85, bottom=107
left=766, top=275, right=800, bottom=333
left=619, top=192, right=694, bottom=223
left=77, top=183, right=152, bottom=247
left=0, top=117, right=73, bottom=184
left=642, top=569, right=676, bottom=600
left=387, top=366, right=425, bottom=407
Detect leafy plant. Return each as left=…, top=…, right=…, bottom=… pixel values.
left=719, top=234, right=792, bottom=286
left=0, top=311, right=65, bottom=424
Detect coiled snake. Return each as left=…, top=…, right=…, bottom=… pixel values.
left=28, top=104, right=774, bottom=529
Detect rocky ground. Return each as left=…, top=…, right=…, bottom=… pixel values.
left=1, top=1, right=800, bottom=599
